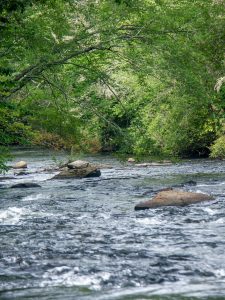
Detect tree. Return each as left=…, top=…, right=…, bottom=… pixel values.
left=0, top=0, right=224, bottom=161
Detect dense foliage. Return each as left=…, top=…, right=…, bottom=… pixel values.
left=0, top=0, right=224, bottom=164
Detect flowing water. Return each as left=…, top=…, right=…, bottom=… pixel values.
left=0, top=148, right=225, bottom=300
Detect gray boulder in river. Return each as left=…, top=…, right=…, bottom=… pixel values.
left=135, top=190, right=214, bottom=210
left=67, top=160, right=89, bottom=169
left=53, top=160, right=101, bottom=179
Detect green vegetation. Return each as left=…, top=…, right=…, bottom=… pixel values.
left=0, top=0, right=224, bottom=166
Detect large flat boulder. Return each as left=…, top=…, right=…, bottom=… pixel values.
left=135, top=190, right=214, bottom=210
left=53, top=164, right=101, bottom=179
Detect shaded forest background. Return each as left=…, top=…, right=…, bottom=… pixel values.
left=0, top=0, right=224, bottom=167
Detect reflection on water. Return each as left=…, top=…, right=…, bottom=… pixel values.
left=0, top=148, right=225, bottom=299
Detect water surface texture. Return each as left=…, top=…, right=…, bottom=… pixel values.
left=0, top=149, right=225, bottom=300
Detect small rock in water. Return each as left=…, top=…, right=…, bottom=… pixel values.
left=67, top=160, right=90, bottom=169
left=13, top=161, right=27, bottom=169
left=85, top=169, right=101, bottom=178
left=135, top=190, right=214, bottom=210
left=128, top=158, right=135, bottom=163
left=10, top=183, right=41, bottom=189
left=15, top=171, right=29, bottom=176
left=184, top=180, right=197, bottom=186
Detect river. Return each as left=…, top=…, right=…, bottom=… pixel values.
left=0, top=148, right=225, bottom=300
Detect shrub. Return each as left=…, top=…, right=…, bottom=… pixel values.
left=210, top=136, right=225, bottom=159
left=0, top=105, right=33, bottom=145
left=0, top=147, right=11, bottom=173
left=32, top=131, right=67, bottom=150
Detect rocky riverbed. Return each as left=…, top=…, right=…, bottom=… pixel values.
left=0, top=148, right=225, bottom=300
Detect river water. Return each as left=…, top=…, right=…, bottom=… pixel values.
left=0, top=148, right=225, bottom=300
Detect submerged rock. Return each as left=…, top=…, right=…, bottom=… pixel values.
left=135, top=162, right=172, bottom=167
left=15, top=171, right=29, bottom=176
left=10, top=183, right=41, bottom=188
left=13, top=161, right=27, bottom=169
left=0, top=176, right=15, bottom=181
left=183, top=180, right=197, bottom=186
left=53, top=163, right=101, bottom=179
left=157, top=187, right=173, bottom=192
left=135, top=190, right=214, bottom=210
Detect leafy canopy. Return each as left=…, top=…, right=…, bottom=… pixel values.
left=0, top=0, right=224, bottom=159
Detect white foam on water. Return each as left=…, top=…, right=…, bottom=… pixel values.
left=202, top=207, right=217, bottom=215
left=215, top=269, right=225, bottom=278
left=77, top=213, right=89, bottom=220
left=97, top=280, right=225, bottom=300
left=135, top=216, right=165, bottom=226
left=31, top=173, right=57, bottom=182
left=99, top=212, right=111, bottom=220
left=40, top=266, right=111, bottom=290
left=0, top=207, right=31, bottom=225
left=21, top=193, right=50, bottom=202
left=214, top=217, right=225, bottom=224
left=0, top=205, right=58, bottom=225
left=195, top=189, right=208, bottom=194
left=198, top=181, right=225, bottom=187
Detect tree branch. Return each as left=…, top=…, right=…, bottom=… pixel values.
left=1, top=43, right=114, bottom=101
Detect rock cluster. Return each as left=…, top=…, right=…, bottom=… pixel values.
left=53, top=160, right=101, bottom=179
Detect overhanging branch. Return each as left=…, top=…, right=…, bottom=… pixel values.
left=1, top=43, right=114, bottom=101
